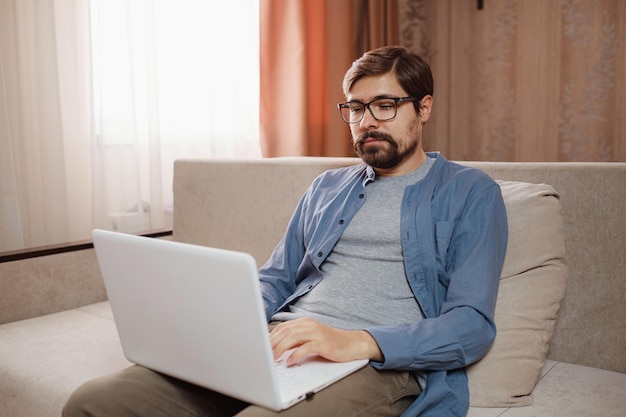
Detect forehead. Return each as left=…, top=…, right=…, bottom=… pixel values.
left=347, top=73, right=407, bottom=101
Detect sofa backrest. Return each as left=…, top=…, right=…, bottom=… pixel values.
left=173, top=157, right=626, bottom=374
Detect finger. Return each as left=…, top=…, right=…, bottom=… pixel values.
left=270, top=318, right=322, bottom=361
left=284, top=342, right=320, bottom=366
left=270, top=321, right=307, bottom=360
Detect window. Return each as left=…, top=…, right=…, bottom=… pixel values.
left=90, top=0, right=261, bottom=233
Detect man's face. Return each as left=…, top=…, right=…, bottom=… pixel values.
left=347, top=73, right=431, bottom=176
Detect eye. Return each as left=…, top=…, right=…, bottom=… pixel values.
left=348, top=103, right=364, bottom=113
left=372, top=99, right=396, bottom=111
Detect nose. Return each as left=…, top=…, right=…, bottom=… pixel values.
left=359, top=106, right=379, bottom=130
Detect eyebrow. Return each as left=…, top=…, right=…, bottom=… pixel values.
left=347, top=94, right=401, bottom=103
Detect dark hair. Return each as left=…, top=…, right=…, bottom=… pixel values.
left=342, top=46, right=434, bottom=112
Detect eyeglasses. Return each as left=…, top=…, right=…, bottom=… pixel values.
left=337, top=96, right=420, bottom=124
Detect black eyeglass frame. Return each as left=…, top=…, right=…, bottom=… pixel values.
left=337, top=96, right=421, bottom=124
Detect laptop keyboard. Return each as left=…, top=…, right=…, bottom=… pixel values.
left=274, top=359, right=314, bottom=387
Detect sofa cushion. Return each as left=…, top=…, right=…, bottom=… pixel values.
left=468, top=359, right=626, bottom=416
left=467, top=180, right=567, bottom=407
left=0, top=302, right=131, bottom=417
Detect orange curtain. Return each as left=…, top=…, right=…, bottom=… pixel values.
left=260, top=0, right=399, bottom=157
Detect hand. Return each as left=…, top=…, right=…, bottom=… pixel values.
left=269, top=317, right=383, bottom=366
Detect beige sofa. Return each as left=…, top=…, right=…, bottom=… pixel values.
left=1, top=157, right=625, bottom=417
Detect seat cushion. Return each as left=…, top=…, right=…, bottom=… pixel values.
left=0, top=302, right=131, bottom=417
left=468, top=360, right=626, bottom=416
left=467, top=181, right=568, bottom=407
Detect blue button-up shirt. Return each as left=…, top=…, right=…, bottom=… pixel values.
left=259, top=153, right=508, bottom=416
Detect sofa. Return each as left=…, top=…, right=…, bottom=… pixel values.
left=1, top=157, right=625, bottom=417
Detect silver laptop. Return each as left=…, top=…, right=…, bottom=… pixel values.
left=92, top=229, right=368, bottom=411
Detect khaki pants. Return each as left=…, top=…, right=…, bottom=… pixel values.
left=63, top=364, right=421, bottom=417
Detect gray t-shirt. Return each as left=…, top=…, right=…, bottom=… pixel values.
left=272, top=157, right=434, bottom=330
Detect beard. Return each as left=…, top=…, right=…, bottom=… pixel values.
left=353, top=127, right=420, bottom=170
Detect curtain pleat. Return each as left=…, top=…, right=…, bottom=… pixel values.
left=0, top=0, right=81, bottom=251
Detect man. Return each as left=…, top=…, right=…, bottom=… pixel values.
left=64, top=46, right=508, bottom=417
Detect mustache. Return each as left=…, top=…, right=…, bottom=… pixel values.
left=356, top=131, right=395, bottom=145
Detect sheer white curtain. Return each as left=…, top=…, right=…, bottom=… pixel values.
left=0, top=0, right=89, bottom=251
left=0, top=0, right=260, bottom=252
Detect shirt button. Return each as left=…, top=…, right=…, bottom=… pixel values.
left=359, top=193, right=365, bottom=198
left=317, top=251, right=323, bottom=257
left=338, top=219, right=344, bottom=225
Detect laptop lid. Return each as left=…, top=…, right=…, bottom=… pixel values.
left=92, top=229, right=367, bottom=411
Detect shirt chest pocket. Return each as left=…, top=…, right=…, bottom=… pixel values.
left=435, top=221, right=456, bottom=275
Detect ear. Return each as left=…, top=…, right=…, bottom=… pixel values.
left=418, top=95, right=433, bottom=122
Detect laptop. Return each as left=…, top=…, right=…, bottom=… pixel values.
left=92, top=229, right=369, bottom=411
